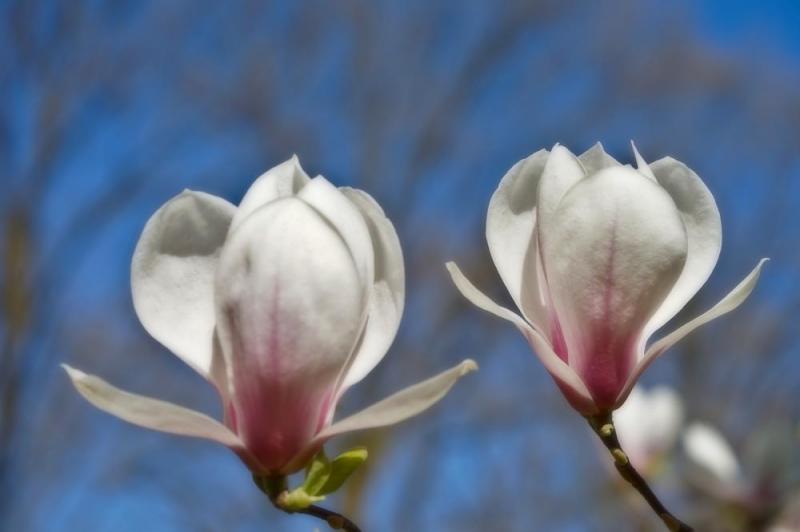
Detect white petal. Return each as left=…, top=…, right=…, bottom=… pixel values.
left=578, top=143, right=621, bottom=175
left=614, top=387, right=651, bottom=468
left=618, top=259, right=767, bottom=405
left=281, top=359, right=478, bottom=473
left=683, top=422, right=741, bottom=483
left=541, top=166, right=688, bottom=408
left=645, top=387, right=684, bottom=446
left=215, top=198, right=367, bottom=471
left=614, top=388, right=647, bottom=452
left=131, top=190, right=235, bottom=384
left=298, top=177, right=375, bottom=290
left=445, top=262, right=596, bottom=413
left=642, top=157, right=723, bottom=341
left=615, top=385, right=683, bottom=469
left=446, top=262, right=531, bottom=331
left=486, top=150, right=550, bottom=330
left=319, top=359, right=478, bottom=440
left=62, top=364, right=244, bottom=448
left=630, top=141, right=657, bottom=181
left=338, top=188, right=405, bottom=389
left=519, top=229, right=552, bottom=334
left=229, top=156, right=310, bottom=233
left=535, top=145, right=585, bottom=249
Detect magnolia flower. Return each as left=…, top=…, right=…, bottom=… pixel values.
left=64, top=157, right=476, bottom=476
left=683, top=422, right=743, bottom=487
left=613, top=385, right=683, bottom=474
left=684, top=422, right=797, bottom=526
left=447, top=144, right=765, bottom=415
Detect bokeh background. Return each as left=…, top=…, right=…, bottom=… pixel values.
left=2, top=1, right=800, bottom=531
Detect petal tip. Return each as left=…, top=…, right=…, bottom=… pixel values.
left=630, top=140, right=645, bottom=166
left=751, top=257, right=769, bottom=280
left=287, top=154, right=309, bottom=180
left=630, top=141, right=656, bottom=180
left=61, top=363, right=83, bottom=380
left=750, top=257, right=769, bottom=279
left=444, top=261, right=464, bottom=280
left=174, top=189, right=219, bottom=205
left=459, top=359, right=479, bottom=375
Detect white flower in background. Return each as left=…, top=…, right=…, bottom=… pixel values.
left=614, top=386, right=684, bottom=474
left=448, top=143, right=766, bottom=414
left=683, top=425, right=800, bottom=531
left=64, top=157, right=476, bottom=476
left=683, top=422, right=742, bottom=485
left=611, top=385, right=797, bottom=528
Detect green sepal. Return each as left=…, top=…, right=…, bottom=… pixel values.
left=296, top=446, right=369, bottom=501
left=279, top=487, right=325, bottom=511
left=302, top=450, right=332, bottom=496
left=317, top=447, right=368, bottom=496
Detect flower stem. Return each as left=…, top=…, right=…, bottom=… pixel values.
left=586, top=413, right=694, bottom=532
left=253, top=475, right=362, bottom=532
left=282, top=503, right=362, bottom=531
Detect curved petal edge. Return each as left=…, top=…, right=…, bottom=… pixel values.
left=338, top=187, right=405, bottom=390
left=616, top=258, right=767, bottom=407
left=131, top=190, right=235, bottom=382
left=445, top=261, right=596, bottom=413
left=319, top=359, right=477, bottom=440
left=283, top=359, right=478, bottom=472
left=62, top=364, right=244, bottom=448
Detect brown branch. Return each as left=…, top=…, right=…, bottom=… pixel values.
left=283, top=503, right=362, bottom=532
left=253, top=475, right=362, bottom=532
left=587, top=413, right=693, bottom=532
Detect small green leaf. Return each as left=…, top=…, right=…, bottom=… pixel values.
left=302, top=450, right=332, bottom=496
left=317, top=447, right=368, bottom=495
left=279, top=487, right=325, bottom=511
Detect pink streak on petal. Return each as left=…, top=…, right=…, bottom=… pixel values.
left=225, top=283, right=334, bottom=473
left=578, top=335, right=636, bottom=410
left=569, top=221, right=636, bottom=410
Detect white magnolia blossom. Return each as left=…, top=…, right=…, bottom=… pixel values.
left=448, top=143, right=765, bottom=414
left=683, top=422, right=742, bottom=485
left=614, top=385, right=684, bottom=473
left=64, top=157, right=476, bottom=475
